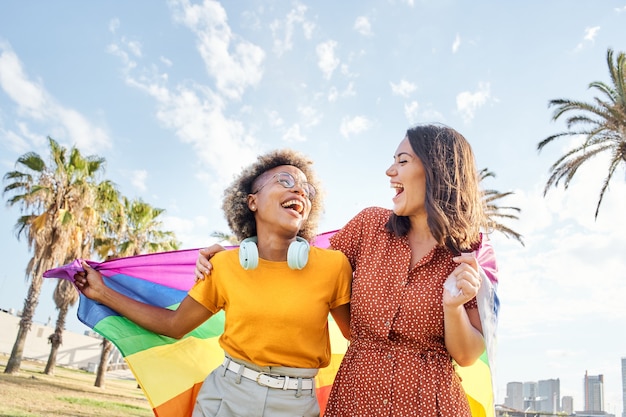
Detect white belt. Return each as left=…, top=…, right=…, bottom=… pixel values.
left=222, top=359, right=315, bottom=390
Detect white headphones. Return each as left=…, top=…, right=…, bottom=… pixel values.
left=239, top=236, right=310, bottom=270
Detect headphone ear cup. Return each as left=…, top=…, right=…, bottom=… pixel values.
left=287, top=237, right=310, bottom=270
left=239, top=237, right=259, bottom=270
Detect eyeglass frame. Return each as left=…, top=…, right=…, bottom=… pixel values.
left=251, top=172, right=317, bottom=200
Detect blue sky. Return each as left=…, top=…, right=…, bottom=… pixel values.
left=1, top=0, right=625, bottom=412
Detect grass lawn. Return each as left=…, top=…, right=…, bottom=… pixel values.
left=0, top=353, right=153, bottom=417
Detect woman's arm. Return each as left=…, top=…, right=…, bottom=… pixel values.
left=442, top=254, right=485, bottom=366
left=76, top=261, right=212, bottom=339
left=330, top=303, right=351, bottom=341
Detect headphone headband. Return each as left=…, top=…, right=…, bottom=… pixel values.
left=239, top=236, right=310, bottom=270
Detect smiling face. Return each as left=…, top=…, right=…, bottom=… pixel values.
left=386, top=137, right=427, bottom=218
left=248, top=165, right=312, bottom=237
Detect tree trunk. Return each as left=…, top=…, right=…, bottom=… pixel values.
left=4, top=277, right=42, bottom=374
left=44, top=305, right=69, bottom=375
left=94, top=338, right=113, bottom=388
left=44, top=337, right=60, bottom=375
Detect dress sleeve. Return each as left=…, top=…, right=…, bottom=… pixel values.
left=329, top=208, right=369, bottom=269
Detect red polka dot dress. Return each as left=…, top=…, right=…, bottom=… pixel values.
left=324, top=207, right=476, bottom=417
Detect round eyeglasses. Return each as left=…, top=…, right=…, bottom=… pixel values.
left=252, top=172, right=317, bottom=200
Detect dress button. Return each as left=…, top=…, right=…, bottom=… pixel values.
left=385, top=321, right=390, bottom=327
left=386, top=354, right=392, bottom=360
left=383, top=399, right=388, bottom=405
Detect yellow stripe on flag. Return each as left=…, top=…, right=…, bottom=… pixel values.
left=454, top=353, right=494, bottom=417
left=125, top=336, right=223, bottom=408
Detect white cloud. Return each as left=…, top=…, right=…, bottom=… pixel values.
left=298, top=105, right=321, bottom=128
left=574, top=26, right=600, bottom=52
left=390, top=79, right=416, bottom=97
left=328, top=82, right=356, bottom=102
left=354, top=16, right=372, bottom=36
left=169, top=0, right=265, bottom=100
left=0, top=43, right=46, bottom=116
left=339, top=115, right=372, bottom=138
left=316, top=40, right=340, bottom=80
left=456, top=81, right=491, bottom=123
left=452, top=33, right=461, bottom=53
left=0, top=42, right=110, bottom=151
left=55, top=108, right=110, bottom=151
left=126, top=39, right=143, bottom=57
left=106, top=42, right=135, bottom=71
left=404, top=100, right=419, bottom=123
left=153, top=84, right=258, bottom=183
left=108, top=18, right=120, bottom=34
left=402, top=100, right=445, bottom=125
left=270, top=2, right=315, bottom=56
left=130, top=169, right=148, bottom=192
left=584, top=26, right=600, bottom=41
left=282, top=123, right=306, bottom=142
left=106, top=4, right=262, bottom=188
left=267, top=110, right=284, bottom=128
left=328, top=87, right=338, bottom=102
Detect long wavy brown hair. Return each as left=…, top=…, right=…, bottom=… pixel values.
left=385, top=124, right=487, bottom=254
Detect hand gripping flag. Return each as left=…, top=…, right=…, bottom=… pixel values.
left=44, top=231, right=498, bottom=417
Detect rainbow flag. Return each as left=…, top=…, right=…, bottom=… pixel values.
left=44, top=233, right=498, bottom=417
left=460, top=240, right=499, bottom=417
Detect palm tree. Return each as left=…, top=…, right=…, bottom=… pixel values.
left=115, top=197, right=180, bottom=257
left=94, top=338, right=115, bottom=388
left=2, top=137, right=107, bottom=374
left=90, top=197, right=180, bottom=387
left=210, top=231, right=239, bottom=245
left=480, top=169, right=524, bottom=246
left=43, top=180, right=120, bottom=376
left=537, top=48, right=626, bottom=219
left=44, top=279, right=79, bottom=375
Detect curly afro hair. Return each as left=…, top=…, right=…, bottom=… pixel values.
left=222, top=149, right=323, bottom=242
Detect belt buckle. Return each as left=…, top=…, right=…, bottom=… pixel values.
left=255, top=372, right=272, bottom=387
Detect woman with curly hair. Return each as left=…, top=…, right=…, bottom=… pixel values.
left=196, top=124, right=495, bottom=416
left=74, top=149, right=352, bottom=417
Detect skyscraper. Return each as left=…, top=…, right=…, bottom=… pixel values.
left=537, top=378, right=560, bottom=413
left=505, top=381, right=524, bottom=411
left=524, top=381, right=538, bottom=411
left=584, top=371, right=604, bottom=413
left=562, top=396, right=574, bottom=415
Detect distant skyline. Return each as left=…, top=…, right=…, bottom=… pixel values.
left=1, top=1, right=626, bottom=410
left=504, top=368, right=623, bottom=414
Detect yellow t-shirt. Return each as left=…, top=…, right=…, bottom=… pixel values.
left=188, top=246, right=352, bottom=368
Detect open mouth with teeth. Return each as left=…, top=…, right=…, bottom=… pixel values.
left=281, top=199, right=304, bottom=214
left=391, top=183, right=404, bottom=196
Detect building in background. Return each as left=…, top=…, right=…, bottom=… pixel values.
left=523, top=381, right=538, bottom=411
left=584, top=371, right=605, bottom=413
left=537, top=378, right=560, bottom=413
left=562, top=396, right=574, bottom=415
left=0, top=310, right=125, bottom=373
left=505, top=381, right=524, bottom=411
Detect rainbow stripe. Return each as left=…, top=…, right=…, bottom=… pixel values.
left=44, top=234, right=498, bottom=417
